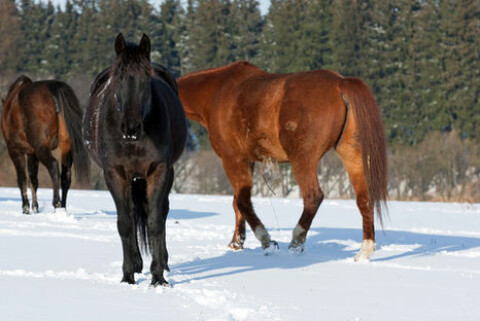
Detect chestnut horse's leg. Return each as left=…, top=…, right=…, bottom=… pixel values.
left=36, top=146, right=61, bottom=209
left=223, top=157, right=277, bottom=251
left=9, top=149, right=30, bottom=214
left=104, top=170, right=140, bottom=284
left=27, top=154, right=40, bottom=213
left=60, top=151, right=73, bottom=208
left=336, top=143, right=376, bottom=261
left=288, top=160, right=324, bottom=252
left=228, top=162, right=253, bottom=250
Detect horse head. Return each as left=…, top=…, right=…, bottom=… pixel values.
left=112, top=33, right=153, bottom=142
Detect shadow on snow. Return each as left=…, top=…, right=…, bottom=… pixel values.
left=170, top=227, right=480, bottom=284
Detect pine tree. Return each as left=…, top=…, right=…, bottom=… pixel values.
left=0, top=0, right=22, bottom=73
left=19, top=0, right=55, bottom=75
left=48, top=0, right=79, bottom=77
left=230, top=0, right=263, bottom=62
left=152, top=0, right=183, bottom=76
left=260, top=0, right=310, bottom=72
left=183, top=0, right=235, bottom=71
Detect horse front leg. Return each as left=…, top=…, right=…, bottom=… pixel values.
left=223, top=157, right=278, bottom=253
left=104, top=169, right=140, bottom=284
left=147, top=168, right=173, bottom=287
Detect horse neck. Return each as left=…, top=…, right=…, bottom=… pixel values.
left=176, top=73, right=216, bottom=128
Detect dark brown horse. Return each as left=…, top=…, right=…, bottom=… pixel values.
left=177, top=61, right=388, bottom=260
left=83, top=34, right=187, bottom=285
left=1, top=75, right=89, bottom=214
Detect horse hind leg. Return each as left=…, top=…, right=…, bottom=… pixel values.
left=336, top=141, right=376, bottom=261
left=27, top=154, right=40, bottom=213
left=9, top=150, right=30, bottom=214
left=36, top=146, right=61, bottom=209
left=288, top=159, right=324, bottom=253
left=60, top=150, right=73, bottom=208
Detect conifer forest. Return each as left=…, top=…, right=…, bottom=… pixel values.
left=0, top=0, right=479, bottom=201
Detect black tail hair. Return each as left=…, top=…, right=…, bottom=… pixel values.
left=48, top=82, right=90, bottom=185
left=131, top=177, right=149, bottom=253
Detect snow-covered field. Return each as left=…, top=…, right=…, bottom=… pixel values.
left=0, top=187, right=479, bottom=321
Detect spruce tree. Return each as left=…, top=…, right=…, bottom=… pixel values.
left=0, top=0, right=22, bottom=73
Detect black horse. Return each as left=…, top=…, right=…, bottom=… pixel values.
left=83, top=34, right=187, bottom=286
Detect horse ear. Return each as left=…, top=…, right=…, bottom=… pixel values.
left=139, top=33, right=151, bottom=59
left=115, top=33, right=127, bottom=55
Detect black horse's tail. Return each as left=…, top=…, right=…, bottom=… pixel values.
left=48, top=82, right=90, bottom=185
left=131, top=177, right=149, bottom=253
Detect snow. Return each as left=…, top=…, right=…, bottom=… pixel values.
left=0, top=187, right=479, bottom=321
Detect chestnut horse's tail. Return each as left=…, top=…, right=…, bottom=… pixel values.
left=340, top=78, right=388, bottom=223
left=48, top=83, right=90, bottom=185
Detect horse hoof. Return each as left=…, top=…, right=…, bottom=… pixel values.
left=288, top=240, right=305, bottom=254
left=151, top=276, right=169, bottom=287
left=262, top=240, right=279, bottom=256
left=354, top=239, right=375, bottom=262
left=22, top=206, right=31, bottom=215
left=228, top=240, right=244, bottom=251
left=32, top=206, right=39, bottom=213
left=121, top=275, right=136, bottom=285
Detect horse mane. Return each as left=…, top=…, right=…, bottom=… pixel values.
left=179, top=60, right=261, bottom=80
left=90, top=67, right=111, bottom=95
left=112, top=44, right=153, bottom=78
left=8, top=75, right=32, bottom=94
left=90, top=63, right=179, bottom=96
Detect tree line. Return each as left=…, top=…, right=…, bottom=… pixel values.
left=0, top=0, right=479, bottom=201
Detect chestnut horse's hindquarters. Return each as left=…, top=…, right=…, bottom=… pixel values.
left=335, top=77, right=388, bottom=260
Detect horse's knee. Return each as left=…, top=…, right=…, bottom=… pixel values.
left=117, top=218, right=134, bottom=238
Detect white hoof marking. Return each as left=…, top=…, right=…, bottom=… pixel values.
left=354, top=239, right=376, bottom=262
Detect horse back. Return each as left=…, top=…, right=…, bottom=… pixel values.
left=208, top=69, right=347, bottom=161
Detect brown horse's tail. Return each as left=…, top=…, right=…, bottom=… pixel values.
left=48, top=83, right=90, bottom=186
left=340, top=78, right=388, bottom=224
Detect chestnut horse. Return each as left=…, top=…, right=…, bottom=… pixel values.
left=177, top=61, right=388, bottom=260
left=83, top=34, right=187, bottom=285
left=1, top=75, right=89, bottom=214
